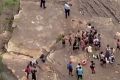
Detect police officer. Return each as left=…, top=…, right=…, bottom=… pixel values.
left=40, top=0, right=46, bottom=9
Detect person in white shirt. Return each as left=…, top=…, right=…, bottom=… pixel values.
left=31, top=59, right=38, bottom=66
left=64, top=3, right=70, bottom=18
left=86, top=46, right=92, bottom=53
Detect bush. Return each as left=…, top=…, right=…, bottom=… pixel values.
left=56, top=34, right=64, bottom=43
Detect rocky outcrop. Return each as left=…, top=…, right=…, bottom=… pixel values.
left=2, top=0, right=120, bottom=80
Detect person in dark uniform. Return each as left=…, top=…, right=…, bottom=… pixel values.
left=32, top=66, right=37, bottom=80
left=40, top=0, right=46, bottom=9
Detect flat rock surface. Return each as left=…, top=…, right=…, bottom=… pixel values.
left=3, top=0, right=120, bottom=80
left=7, top=0, right=76, bottom=57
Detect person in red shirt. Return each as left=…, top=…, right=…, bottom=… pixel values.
left=25, top=65, right=31, bottom=79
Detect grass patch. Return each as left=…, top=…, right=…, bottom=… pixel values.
left=0, top=55, right=4, bottom=73
left=56, top=34, right=64, bottom=43
left=0, top=55, right=5, bottom=80
left=0, top=0, right=20, bottom=14
left=0, top=0, right=20, bottom=32
left=0, top=55, right=18, bottom=80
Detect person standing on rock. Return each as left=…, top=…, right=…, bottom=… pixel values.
left=90, top=61, right=95, bottom=74
left=76, top=67, right=83, bottom=80
left=76, top=63, right=82, bottom=74
left=40, top=0, right=46, bottom=9
left=67, top=61, right=73, bottom=76
left=25, top=65, right=31, bottom=79
left=64, top=2, right=70, bottom=18
left=31, top=66, right=37, bottom=80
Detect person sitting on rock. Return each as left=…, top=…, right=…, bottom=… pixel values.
left=106, top=45, right=111, bottom=52
left=87, top=23, right=92, bottom=29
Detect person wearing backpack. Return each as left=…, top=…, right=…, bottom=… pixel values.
left=67, top=61, right=73, bottom=76
left=77, top=67, right=83, bottom=80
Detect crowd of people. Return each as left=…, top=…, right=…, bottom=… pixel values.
left=67, top=61, right=95, bottom=80
left=64, top=23, right=120, bottom=79
left=61, top=23, right=101, bottom=52
left=23, top=1, right=120, bottom=80
left=24, top=54, right=46, bottom=80
left=23, top=23, right=120, bottom=80
left=25, top=60, right=38, bottom=80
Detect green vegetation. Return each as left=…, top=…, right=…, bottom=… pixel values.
left=0, top=55, right=17, bottom=80
left=0, top=55, right=5, bottom=80
left=0, top=0, right=20, bottom=14
left=0, top=0, right=20, bottom=79
left=0, top=0, right=20, bottom=32
left=0, top=55, right=4, bottom=72
left=56, top=34, right=64, bottom=43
